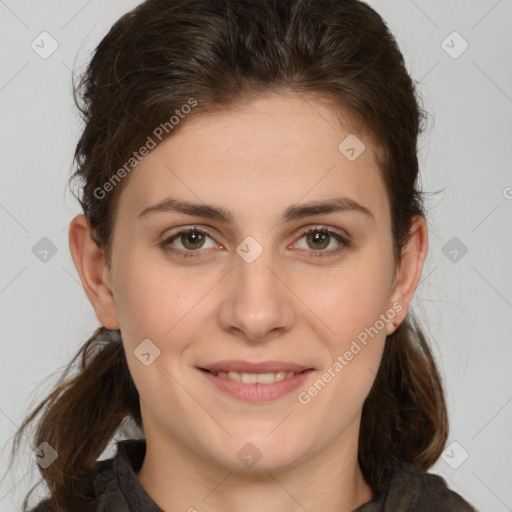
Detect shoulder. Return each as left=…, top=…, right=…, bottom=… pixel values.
left=27, top=499, right=54, bottom=512
left=26, top=441, right=138, bottom=512
left=380, top=462, right=477, bottom=511
left=355, top=461, right=477, bottom=511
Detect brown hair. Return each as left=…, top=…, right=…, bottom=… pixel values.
left=8, top=0, right=448, bottom=510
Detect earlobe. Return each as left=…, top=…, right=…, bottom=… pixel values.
left=387, top=215, right=428, bottom=335
left=68, top=214, right=120, bottom=330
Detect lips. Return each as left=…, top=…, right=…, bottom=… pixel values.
left=199, top=364, right=315, bottom=403
left=198, top=360, right=314, bottom=374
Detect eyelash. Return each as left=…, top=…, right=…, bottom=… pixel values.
left=159, top=225, right=351, bottom=260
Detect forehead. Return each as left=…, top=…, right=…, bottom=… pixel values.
left=117, top=93, right=390, bottom=227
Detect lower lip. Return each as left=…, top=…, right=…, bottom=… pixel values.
left=199, top=369, right=315, bottom=403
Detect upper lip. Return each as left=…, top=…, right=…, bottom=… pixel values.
left=199, top=360, right=314, bottom=373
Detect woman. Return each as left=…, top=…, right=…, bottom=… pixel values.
left=10, top=0, right=477, bottom=510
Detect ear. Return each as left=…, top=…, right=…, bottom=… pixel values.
left=68, top=214, right=120, bottom=330
left=386, top=214, right=428, bottom=335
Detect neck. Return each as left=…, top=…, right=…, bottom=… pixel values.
left=136, top=420, right=374, bottom=512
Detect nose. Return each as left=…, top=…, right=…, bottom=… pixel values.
left=217, top=245, right=296, bottom=343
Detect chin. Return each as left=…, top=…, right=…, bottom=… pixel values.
left=206, top=435, right=305, bottom=473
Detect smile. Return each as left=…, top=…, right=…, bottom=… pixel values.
left=199, top=368, right=314, bottom=403
left=205, top=369, right=300, bottom=383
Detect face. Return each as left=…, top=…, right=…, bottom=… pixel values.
left=73, top=92, right=422, bottom=473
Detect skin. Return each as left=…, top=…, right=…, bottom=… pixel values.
left=69, top=92, right=428, bottom=512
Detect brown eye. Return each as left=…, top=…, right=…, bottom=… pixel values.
left=180, top=230, right=207, bottom=250
left=160, top=224, right=350, bottom=260
left=294, top=226, right=351, bottom=259
left=305, top=230, right=330, bottom=250
left=160, top=226, right=217, bottom=258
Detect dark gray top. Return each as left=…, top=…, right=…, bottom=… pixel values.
left=30, top=439, right=477, bottom=511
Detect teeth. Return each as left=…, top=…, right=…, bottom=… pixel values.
left=211, top=370, right=298, bottom=383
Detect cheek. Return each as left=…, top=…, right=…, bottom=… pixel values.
left=311, top=243, right=394, bottom=342
left=304, top=242, right=393, bottom=390
left=115, top=256, right=198, bottom=414
left=113, top=250, right=194, bottom=339
left=297, top=283, right=389, bottom=432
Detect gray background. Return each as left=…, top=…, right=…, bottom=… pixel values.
left=0, top=0, right=511, bottom=510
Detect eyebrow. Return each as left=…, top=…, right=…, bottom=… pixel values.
left=137, top=196, right=375, bottom=224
